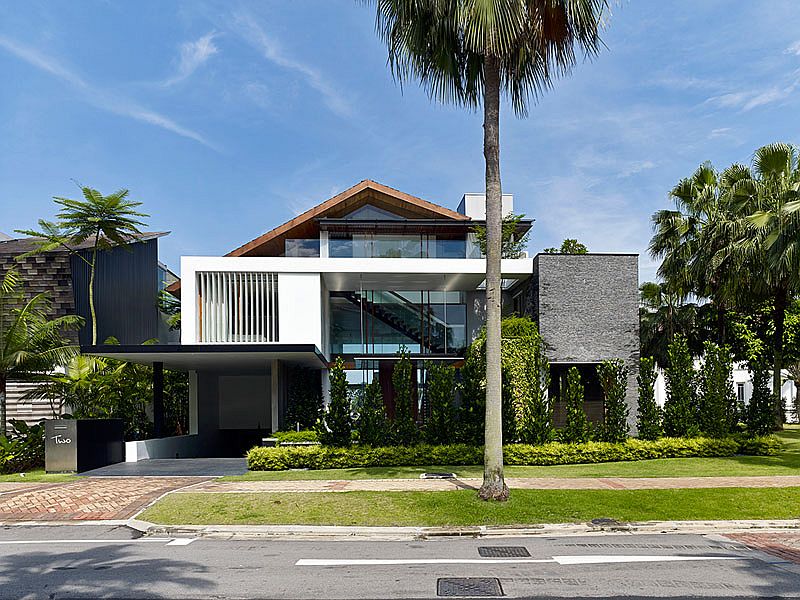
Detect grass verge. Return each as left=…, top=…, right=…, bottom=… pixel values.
left=0, top=469, right=76, bottom=483
left=223, top=426, right=800, bottom=481
left=141, top=487, right=800, bottom=527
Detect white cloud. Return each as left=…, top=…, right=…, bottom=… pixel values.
left=785, top=40, right=800, bottom=56
left=230, top=11, right=352, bottom=118
left=0, top=35, right=215, bottom=148
left=163, top=32, right=218, bottom=86
left=709, top=127, right=732, bottom=138
left=706, top=79, right=799, bottom=111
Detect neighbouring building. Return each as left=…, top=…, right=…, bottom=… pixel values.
left=87, top=180, right=641, bottom=459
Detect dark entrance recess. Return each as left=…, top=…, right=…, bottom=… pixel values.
left=549, top=363, right=605, bottom=427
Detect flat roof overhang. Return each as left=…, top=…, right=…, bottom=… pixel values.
left=318, top=218, right=534, bottom=236
left=82, top=344, right=327, bottom=373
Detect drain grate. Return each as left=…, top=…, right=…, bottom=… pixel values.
left=478, top=546, right=530, bottom=558
left=437, top=578, right=504, bottom=597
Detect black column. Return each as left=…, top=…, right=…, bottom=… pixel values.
left=153, top=361, right=164, bottom=438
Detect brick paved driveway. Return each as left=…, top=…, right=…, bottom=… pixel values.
left=725, top=533, right=800, bottom=564
left=0, top=477, right=207, bottom=521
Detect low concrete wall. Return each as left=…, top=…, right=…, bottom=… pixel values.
left=125, top=434, right=204, bottom=462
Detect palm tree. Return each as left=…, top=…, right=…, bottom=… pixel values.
left=732, top=143, right=800, bottom=425
left=0, top=269, right=82, bottom=433
left=16, top=187, right=148, bottom=345
left=368, top=0, right=608, bottom=500
left=638, top=281, right=698, bottom=367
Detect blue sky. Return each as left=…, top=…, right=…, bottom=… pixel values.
left=1, top=1, right=799, bottom=281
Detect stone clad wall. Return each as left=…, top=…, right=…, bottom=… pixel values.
left=534, top=253, right=640, bottom=430
left=0, top=251, right=77, bottom=342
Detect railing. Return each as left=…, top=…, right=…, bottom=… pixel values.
left=196, top=272, right=278, bottom=343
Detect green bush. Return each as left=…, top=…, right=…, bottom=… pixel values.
left=273, top=430, right=319, bottom=444
left=596, top=359, right=629, bottom=443
left=698, top=341, right=736, bottom=437
left=636, top=357, right=662, bottom=440
left=0, top=420, right=45, bottom=474
left=286, top=366, right=322, bottom=430
left=391, top=347, right=419, bottom=445
left=246, top=435, right=777, bottom=471
left=356, top=378, right=389, bottom=447
left=317, top=357, right=352, bottom=447
left=747, top=360, right=774, bottom=436
left=663, top=335, right=698, bottom=437
left=562, top=367, right=590, bottom=443
left=733, top=434, right=783, bottom=456
left=424, top=362, right=457, bottom=445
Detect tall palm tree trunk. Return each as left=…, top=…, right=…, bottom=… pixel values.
left=479, top=55, right=509, bottom=502
left=0, top=374, right=7, bottom=436
left=772, top=286, right=788, bottom=429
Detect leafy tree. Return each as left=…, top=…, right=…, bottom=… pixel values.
left=286, top=366, right=322, bottom=429
left=561, top=367, right=590, bottom=443
left=636, top=357, right=662, bottom=440
left=596, top=359, right=629, bottom=442
left=472, top=213, right=531, bottom=258
left=356, top=377, right=389, bottom=447
left=0, top=269, right=82, bottom=433
left=158, top=290, right=181, bottom=332
left=663, top=335, right=697, bottom=437
left=457, top=342, right=485, bottom=445
left=543, top=239, right=588, bottom=254
left=424, top=362, right=457, bottom=445
left=318, top=357, right=352, bottom=447
left=748, top=361, right=774, bottom=435
left=638, top=282, right=701, bottom=368
left=16, top=187, right=148, bottom=344
left=391, top=347, right=419, bottom=445
left=697, top=341, right=736, bottom=437
left=370, top=0, right=607, bottom=500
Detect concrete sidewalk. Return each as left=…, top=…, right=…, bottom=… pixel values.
left=184, top=475, right=800, bottom=493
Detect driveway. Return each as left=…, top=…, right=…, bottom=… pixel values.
left=80, top=458, right=248, bottom=477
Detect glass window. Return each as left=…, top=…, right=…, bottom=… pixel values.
left=284, top=239, right=320, bottom=257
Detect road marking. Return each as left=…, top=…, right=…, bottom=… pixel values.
left=166, top=538, right=195, bottom=546
left=296, top=555, right=742, bottom=567
left=0, top=538, right=187, bottom=546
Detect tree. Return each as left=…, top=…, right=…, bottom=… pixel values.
left=424, top=362, right=457, bottom=445
left=370, top=0, right=607, bottom=500
left=319, top=357, right=352, bottom=447
left=561, top=367, right=590, bottom=443
left=596, top=359, right=629, bottom=442
left=697, top=341, right=735, bottom=437
left=286, top=366, right=322, bottom=429
left=737, top=143, right=800, bottom=426
left=0, top=269, right=82, bottom=433
left=638, top=281, right=700, bottom=368
left=543, top=239, right=588, bottom=254
left=663, top=335, right=697, bottom=437
left=472, top=213, right=530, bottom=258
left=16, top=187, right=148, bottom=345
left=391, top=347, right=419, bottom=445
left=356, top=376, right=389, bottom=447
left=636, top=357, right=662, bottom=440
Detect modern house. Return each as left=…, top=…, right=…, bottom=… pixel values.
left=87, top=180, right=640, bottom=460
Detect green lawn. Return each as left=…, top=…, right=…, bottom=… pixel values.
left=141, top=487, right=800, bottom=527
left=0, top=469, right=76, bottom=483
left=223, top=426, right=800, bottom=481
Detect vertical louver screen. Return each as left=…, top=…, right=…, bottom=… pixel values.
left=196, top=272, right=279, bottom=343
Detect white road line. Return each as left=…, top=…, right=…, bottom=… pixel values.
left=296, top=555, right=742, bottom=567
left=166, top=538, right=195, bottom=546
left=0, top=538, right=183, bottom=546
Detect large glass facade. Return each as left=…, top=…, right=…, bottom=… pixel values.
left=284, top=239, right=320, bottom=257
left=329, top=290, right=466, bottom=355
left=329, top=234, right=468, bottom=259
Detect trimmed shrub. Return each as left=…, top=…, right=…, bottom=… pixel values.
left=561, top=367, right=590, bottom=443
left=597, top=359, right=629, bottom=443
left=391, top=347, right=419, bottom=445
left=747, top=360, right=774, bottom=436
left=504, top=332, right=551, bottom=445
left=457, top=343, right=485, bottom=445
left=663, top=335, right=698, bottom=437
left=636, top=357, right=662, bottom=440
left=246, top=435, right=779, bottom=471
left=424, top=362, right=457, bottom=445
left=357, top=378, right=389, bottom=447
left=318, top=357, right=352, bottom=447
left=698, top=341, right=736, bottom=437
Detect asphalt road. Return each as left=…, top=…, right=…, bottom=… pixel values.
left=0, top=525, right=799, bottom=598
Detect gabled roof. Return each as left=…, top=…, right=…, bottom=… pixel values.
left=227, top=179, right=469, bottom=257
left=0, top=232, right=169, bottom=256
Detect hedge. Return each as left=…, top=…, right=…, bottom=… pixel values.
left=246, top=435, right=781, bottom=471
left=272, top=430, right=319, bottom=444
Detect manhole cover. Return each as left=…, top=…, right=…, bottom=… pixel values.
left=420, top=472, right=457, bottom=479
left=437, top=578, right=504, bottom=597
left=478, top=546, right=530, bottom=558
left=590, top=517, right=623, bottom=527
